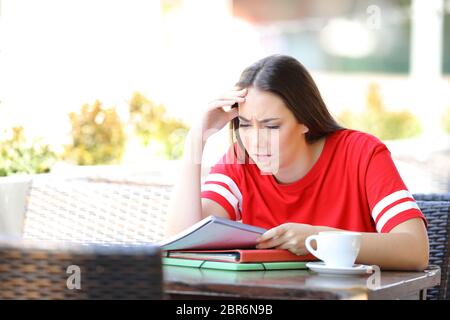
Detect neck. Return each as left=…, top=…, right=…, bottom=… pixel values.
left=274, top=137, right=325, bottom=184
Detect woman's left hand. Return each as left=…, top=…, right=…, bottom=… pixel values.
left=256, top=223, right=318, bottom=256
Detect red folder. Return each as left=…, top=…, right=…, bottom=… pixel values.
left=166, top=249, right=317, bottom=263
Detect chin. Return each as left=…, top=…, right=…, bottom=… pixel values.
left=255, top=162, right=279, bottom=175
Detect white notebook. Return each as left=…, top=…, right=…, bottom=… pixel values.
left=159, top=216, right=267, bottom=251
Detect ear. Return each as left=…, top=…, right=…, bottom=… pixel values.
left=300, top=124, right=309, bottom=134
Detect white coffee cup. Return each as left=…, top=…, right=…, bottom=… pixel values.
left=305, top=231, right=362, bottom=268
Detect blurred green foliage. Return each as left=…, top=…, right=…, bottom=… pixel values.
left=64, top=100, right=126, bottom=165
left=0, top=127, right=56, bottom=176
left=129, top=92, right=189, bottom=159
left=64, top=93, right=188, bottom=165
left=0, top=93, right=189, bottom=172
left=442, top=107, right=450, bottom=134
left=338, top=83, right=422, bottom=140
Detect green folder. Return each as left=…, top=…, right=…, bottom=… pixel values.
left=163, top=257, right=308, bottom=271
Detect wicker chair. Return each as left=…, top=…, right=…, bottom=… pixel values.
left=23, top=178, right=173, bottom=243
left=415, top=199, right=450, bottom=300
left=1, top=178, right=173, bottom=299
left=0, top=239, right=162, bottom=299
left=414, top=193, right=450, bottom=202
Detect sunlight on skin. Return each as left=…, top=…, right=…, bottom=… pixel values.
left=238, top=87, right=325, bottom=184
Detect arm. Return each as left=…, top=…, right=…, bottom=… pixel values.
left=165, top=127, right=232, bottom=236
left=165, top=88, right=246, bottom=237
left=165, top=126, right=204, bottom=237
left=354, top=218, right=429, bottom=270
left=256, top=218, right=429, bottom=271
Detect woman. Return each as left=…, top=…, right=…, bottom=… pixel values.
left=166, top=55, right=429, bottom=271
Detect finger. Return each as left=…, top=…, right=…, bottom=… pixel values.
left=222, top=89, right=247, bottom=99
left=210, top=97, right=245, bottom=107
left=256, top=236, right=286, bottom=249
left=207, top=98, right=244, bottom=111
left=258, top=225, right=287, bottom=243
left=276, top=240, right=309, bottom=256
left=221, top=96, right=246, bottom=103
left=232, top=86, right=247, bottom=93
left=289, top=247, right=309, bottom=256
left=219, top=93, right=247, bottom=101
left=260, top=232, right=303, bottom=250
left=287, top=247, right=304, bottom=256
left=235, top=88, right=248, bottom=96
left=274, top=243, right=302, bottom=256
left=275, top=238, right=300, bottom=251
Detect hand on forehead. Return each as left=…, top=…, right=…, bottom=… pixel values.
left=238, top=87, right=289, bottom=122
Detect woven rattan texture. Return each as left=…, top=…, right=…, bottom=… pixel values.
left=416, top=200, right=450, bottom=300
left=0, top=241, right=162, bottom=299
left=23, top=180, right=173, bottom=243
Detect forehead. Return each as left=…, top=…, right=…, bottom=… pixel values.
left=238, top=87, right=290, bottom=119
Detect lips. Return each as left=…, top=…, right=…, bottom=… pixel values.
left=253, top=154, right=272, bottom=160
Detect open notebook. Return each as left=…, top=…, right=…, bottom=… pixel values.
left=160, top=216, right=315, bottom=270
left=159, top=215, right=266, bottom=251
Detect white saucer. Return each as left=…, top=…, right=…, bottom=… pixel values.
left=306, top=262, right=371, bottom=275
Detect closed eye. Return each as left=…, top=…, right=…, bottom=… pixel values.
left=239, top=123, right=280, bottom=129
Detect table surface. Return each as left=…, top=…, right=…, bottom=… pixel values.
left=163, top=265, right=441, bottom=300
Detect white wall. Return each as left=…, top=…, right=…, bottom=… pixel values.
left=0, top=175, right=31, bottom=236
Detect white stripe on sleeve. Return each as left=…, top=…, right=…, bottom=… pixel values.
left=204, top=173, right=243, bottom=212
left=372, top=190, right=413, bottom=221
left=376, top=201, right=420, bottom=232
left=201, top=183, right=241, bottom=220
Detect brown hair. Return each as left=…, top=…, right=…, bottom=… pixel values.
left=230, top=54, right=343, bottom=162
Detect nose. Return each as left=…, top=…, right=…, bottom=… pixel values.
left=249, top=127, right=271, bottom=154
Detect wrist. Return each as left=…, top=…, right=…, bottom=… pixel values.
left=190, top=123, right=215, bottom=148
left=309, top=225, right=320, bottom=236
left=182, top=128, right=205, bottom=165
left=314, top=225, right=341, bottom=234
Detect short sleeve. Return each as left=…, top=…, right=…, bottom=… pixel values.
left=365, top=143, right=427, bottom=233
left=201, top=146, right=243, bottom=221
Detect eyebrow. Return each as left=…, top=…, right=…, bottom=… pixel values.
left=238, top=116, right=280, bottom=123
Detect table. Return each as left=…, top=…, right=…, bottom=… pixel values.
left=163, top=265, right=440, bottom=300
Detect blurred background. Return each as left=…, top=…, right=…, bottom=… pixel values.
left=0, top=0, right=449, bottom=193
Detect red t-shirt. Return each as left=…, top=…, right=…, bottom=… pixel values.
left=201, top=129, right=426, bottom=233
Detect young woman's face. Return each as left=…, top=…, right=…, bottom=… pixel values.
left=237, top=87, right=308, bottom=174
